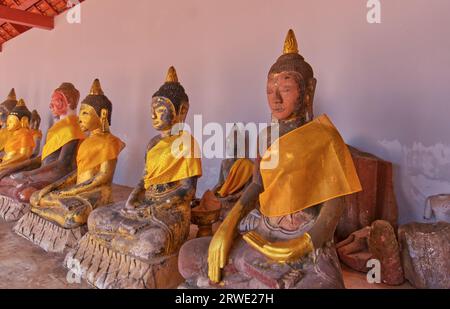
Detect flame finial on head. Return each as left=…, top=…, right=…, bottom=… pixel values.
left=165, top=66, right=179, bottom=83
left=283, top=29, right=299, bottom=55
left=89, top=79, right=104, bottom=96
left=16, top=98, right=26, bottom=107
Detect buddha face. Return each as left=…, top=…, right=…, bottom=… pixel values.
left=79, top=104, right=101, bottom=132
left=151, top=97, right=176, bottom=131
left=6, top=115, right=21, bottom=131
left=50, top=91, right=69, bottom=117
left=267, top=71, right=302, bottom=120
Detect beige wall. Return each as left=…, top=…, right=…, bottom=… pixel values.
left=1, top=0, right=449, bottom=224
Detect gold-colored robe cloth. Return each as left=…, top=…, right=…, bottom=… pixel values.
left=76, top=132, right=125, bottom=176
left=144, top=131, right=202, bottom=188
left=41, top=115, right=85, bottom=160
left=259, top=114, right=362, bottom=218
left=218, top=158, right=254, bottom=197
left=3, top=128, right=35, bottom=156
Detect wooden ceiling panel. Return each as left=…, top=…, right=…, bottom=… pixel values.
left=0, top=0, right=84, bottom=51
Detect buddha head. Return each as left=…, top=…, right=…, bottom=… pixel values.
left=30, top=110, right=41, bottom=131
left=7, top=99, right=31, bottom=131
left=79, top=79, right=112, bottom=133
left=0, top=88, right=18, bottom=127
left=151, top=66, right=189, bottom=132
left=50, top=83, right=80, bottom=118
left=267, top=29, right=316, bottom=122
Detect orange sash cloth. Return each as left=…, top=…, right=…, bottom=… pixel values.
left=217, top=158, right=254, bottom=197
left=42, top=115, right=85, bottom=160
left=0, top=128, right=11, bottom=152
left=4, top=128, right=35, bottom=155
left=76, top=132, right=125, bottom=177
left=259, top=114, right=362, bottom=218
left=144, top=131, right=202, bottom=189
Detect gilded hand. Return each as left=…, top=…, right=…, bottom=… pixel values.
left=207, top=201, right=243, bottom=283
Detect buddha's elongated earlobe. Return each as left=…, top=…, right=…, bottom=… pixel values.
left=101, top=108, right=110, bottom=133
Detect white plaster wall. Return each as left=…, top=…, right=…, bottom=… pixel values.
left=1, top=0, right=449, bottom=224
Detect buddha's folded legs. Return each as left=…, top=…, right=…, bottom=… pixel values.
left=31, top=185, right=112, bottom=229
left=88, top=203, right=171, bottom=261
left=179, top=236, right=345, bottom=289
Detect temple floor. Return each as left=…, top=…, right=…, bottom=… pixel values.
left=0, top=186, right=413, bottom=289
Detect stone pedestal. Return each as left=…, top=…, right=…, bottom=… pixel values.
left=336, top=147, right=399, bottom=241
left=398, top=222, right=450, bottom=288
left=64, top=233, right=183, bottom=289
left=0, top=195, right=28, bottom=222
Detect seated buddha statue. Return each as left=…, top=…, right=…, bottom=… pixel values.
left=14, top=79, right=125, bottom=252
left=178, top=30, right=362, bottom=289
left=0, top=99, right=35, bottom=171
left=30, top=110, right=43, bottom=158
left=211, top=125, right=254, bottom=220
left=65, top=67, right=202, bottom=289
left=0, top=88, right=18, bottom=153
left=0, top=83, right=83, bottom=221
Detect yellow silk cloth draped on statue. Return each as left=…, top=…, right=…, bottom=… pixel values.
left=0, top=128, right=11, bottom=151
left=4, top=128, right=35, bottom=155
left=217, top=158, right=254, bottom=197
left=42, top=115, right=85, bottom=160
left=76, top=133, right=125, bottom=176
left=259, top=114, right=362, bottom=218
left=144, top=131, right=202, bottom=189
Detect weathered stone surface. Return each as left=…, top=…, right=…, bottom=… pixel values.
left=336, top=147, right=399, bottom=241
left=424, top=195, right=450, bottom=223
left=13, top=212, right=86, bottom=253
left=368, top=220, right=404, bottom=285
left=65, top=233, right=183, bottom=289
left=0, top=195, right=28, bottom=222
left=336, top=227, right=372, bottom=272
left=337, top=220, right=404, bottom=285
left=398, top=222, right=450, bottom=289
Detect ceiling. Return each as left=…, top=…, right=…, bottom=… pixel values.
left=0, top=0, right=84, bottom=51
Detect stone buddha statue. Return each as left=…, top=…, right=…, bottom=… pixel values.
left=0, top=83, right=84, bottom=222
left=14, top=79, right=125, bottom=253
left=65, top=67, right=202, bottom=289
left=211, top=125, right=254, bottom=220
left=178, top=30, right=362, bottom=289
left=0, top=88, right=18, bottom=153
left=0, top=99, right=35, bottom=171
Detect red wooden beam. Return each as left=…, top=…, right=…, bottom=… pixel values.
left=0, top=5, right=54, bottom=30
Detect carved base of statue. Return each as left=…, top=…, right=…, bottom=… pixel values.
left=64, top=232, right=183, bottom=289
left=14, top=211, right=87, bottom=253
left=0, top=195, right=29, bottom=221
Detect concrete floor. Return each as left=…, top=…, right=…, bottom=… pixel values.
left=0, top=184, right=413, bottom=289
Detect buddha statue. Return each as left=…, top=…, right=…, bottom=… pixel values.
left=0, top=88, right=18, bottom=153
left=211, top=125, right=254, bottom=220
left=178, top=30, right=362, bottom=289
left=14, top=79, right=125, bottom=253
left=65, top=67, right=202, bottom=289
left=0, top=83, right=83, bottom=222
left=0, top=99, right=35, bottom=171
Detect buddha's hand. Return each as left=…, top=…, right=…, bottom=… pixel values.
left=207, top=201, right=243, bottom=283
left=243, top=231, right=314, bottom=263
